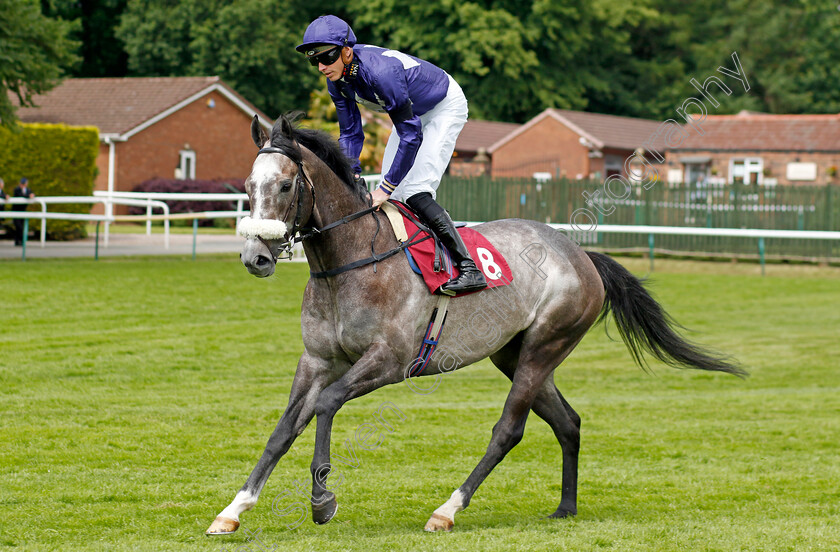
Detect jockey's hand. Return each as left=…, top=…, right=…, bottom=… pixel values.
left=370, top=187, right=390, bottom=210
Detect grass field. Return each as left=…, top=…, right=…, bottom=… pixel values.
left=1, top=254, right=838, bottom=551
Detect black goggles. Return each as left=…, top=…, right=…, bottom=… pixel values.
left=307, top=46, right=342, bottom=67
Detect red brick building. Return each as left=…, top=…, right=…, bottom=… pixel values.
left=488, top=108, right=663, bottom=181
left=663, top=112, right=840, bottom=186
left=15, top=77, right=270, bottom=211
left=450, top=120, right=521, bottom=177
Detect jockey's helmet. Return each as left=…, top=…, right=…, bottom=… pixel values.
left=296, top=15, right=356, bottom=55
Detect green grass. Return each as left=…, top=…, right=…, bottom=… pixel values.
left=1, top=255, right=838, bottom=551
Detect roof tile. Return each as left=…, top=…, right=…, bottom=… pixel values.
left=456, top=119, right=521, bottom=153
left=672, top=113, right=840, bottom=152
left=12, top=77, right=241, bottom=135
left=552, top=109, right=664, bottom=151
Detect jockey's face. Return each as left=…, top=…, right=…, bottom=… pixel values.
left=309, top=46, right=351, bottom=82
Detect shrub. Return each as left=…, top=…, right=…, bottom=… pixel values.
left=129, top=178, right=247, bottom=226
left=0, top=123, right=99, bottom=240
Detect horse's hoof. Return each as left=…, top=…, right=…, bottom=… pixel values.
left=205, top=516, right=239, bottom=535
left=547, top=506, right=577, bottom=519
left=312, top=493, right=337, bottom=525
left=424, top=513, right=454, bottom=532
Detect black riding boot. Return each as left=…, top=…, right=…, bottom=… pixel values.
left=406, top=193, right=487, bottom=296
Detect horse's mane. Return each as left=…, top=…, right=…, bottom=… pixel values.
left=269, top=113, right=368, bottom=202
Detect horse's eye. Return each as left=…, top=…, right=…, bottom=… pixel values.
left=281, top=182, right=292, bottom=192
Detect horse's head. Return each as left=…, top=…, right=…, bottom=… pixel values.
left=239, top=115, right=313, bottom=277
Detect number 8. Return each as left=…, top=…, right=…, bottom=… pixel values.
left=476, top=247, right=502, bottom=280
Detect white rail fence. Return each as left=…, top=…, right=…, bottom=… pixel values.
left=3, top=193, right=839, bottom=274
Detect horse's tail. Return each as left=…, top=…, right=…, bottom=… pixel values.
left=586, top=251, right=747, bottom=378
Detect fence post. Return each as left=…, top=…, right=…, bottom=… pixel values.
left=39, top=200, right=47, bottom=247
left=21, top=218, right=28, bottom=261
left=236, top=198, right=245, bottom=226
left=826, top=185, right=834, bottom=260
left=758, top=237, right=766, bottom=276
left=95, top=221, right=100, bottom=261
left=192, top=218, right=198, bottom=261
left=649, top=233, right=655, bottom=272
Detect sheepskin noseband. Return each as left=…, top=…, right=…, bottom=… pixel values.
left=237, top=217, right=288, bottom=240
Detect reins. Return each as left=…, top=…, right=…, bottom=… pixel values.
left=254, top=146, right=432, bottom=277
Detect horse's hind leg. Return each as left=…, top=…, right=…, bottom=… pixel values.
left=424, top=334, right=586, bottom=532
left=531, top=380, right=581, bottom=518
left=424, top=365, right=542, bottom=532
left=491, top=343, right=582, bottom=518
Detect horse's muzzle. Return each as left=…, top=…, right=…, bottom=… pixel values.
left=241, top=238, right=277, bottom=278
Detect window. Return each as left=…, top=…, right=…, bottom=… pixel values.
left=730, top=158, right=762, bottom=185
left=178, top=149, right=196, bottom=180
left=786, top=162, right=817, bottom=181
left=604, top=154, right=623, bottom=178
left=684, top=163, right=709, bottom=185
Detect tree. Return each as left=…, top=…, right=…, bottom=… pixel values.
left=793, top=0, right=840, bottom=114
left=188, top=0, right=319, bottom=117
left=649, top=0, right=840, bottom=116
left=0, top=0, right=80, bottom=128
left=350, top=0, right=546, bottom=122
left=116, top=0, right=331, bottom=117
left=348, top=0, right=679, bottom=123
left=41, top=0, right=129, bottom=77
left=581, top=0, right=690, bottom=120
left=116, top=0, right=206, bottom=76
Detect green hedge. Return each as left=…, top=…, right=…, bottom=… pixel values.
left=0, top=123, right=99, bottom=240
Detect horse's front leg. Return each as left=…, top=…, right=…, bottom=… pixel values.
left=308, top=342, right=404, bottom=524
left=206, top=352, right=333, bottom=535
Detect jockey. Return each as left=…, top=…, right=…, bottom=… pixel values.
left=297, top=15, right=487, bottom=296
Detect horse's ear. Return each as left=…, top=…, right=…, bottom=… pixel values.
left=251, top=115, right=268, bottom=147
left=280, top=114, right=295, bottom=139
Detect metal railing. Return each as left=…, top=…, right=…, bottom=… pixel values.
left=3, top=196, right=171, bottom=247
left=545, top=224, right=840, bottom=275
left=4, top=184, right=839, bottom=270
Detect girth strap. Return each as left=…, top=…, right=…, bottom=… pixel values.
left=408, top=295, right=451, bottom=377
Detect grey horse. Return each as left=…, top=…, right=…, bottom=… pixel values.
left=206, top=115, right=744, bottom=535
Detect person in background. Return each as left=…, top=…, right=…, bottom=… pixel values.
left=296, top=15, right=487, bottom=295
left=13, top=177, right=35, bottom=246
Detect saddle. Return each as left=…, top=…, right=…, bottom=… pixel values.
left=381, top=201, right=513, bottom=296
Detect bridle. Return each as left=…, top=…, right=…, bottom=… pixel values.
left=254, top=145, right=317, bottom=260
left=251, top=145, right=431, bottom=278
left=253, top=145, right=377, bottom=260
